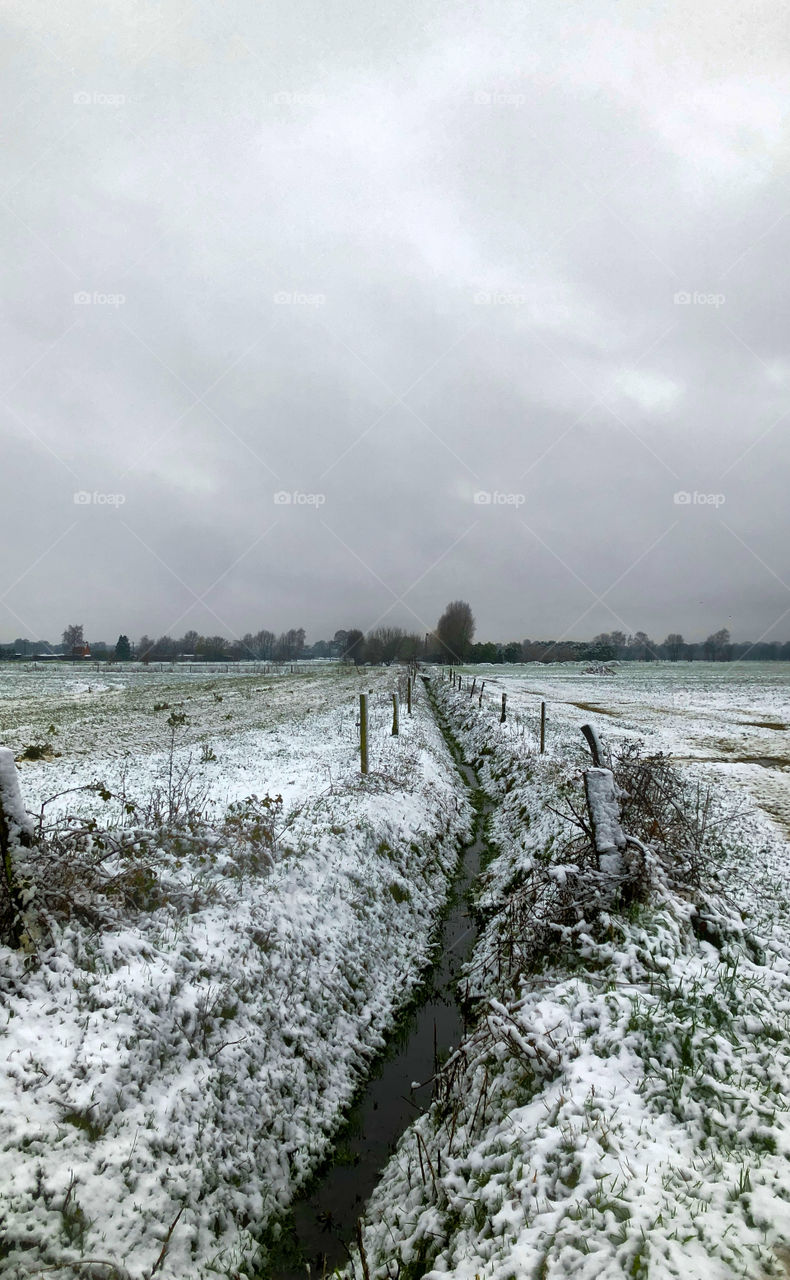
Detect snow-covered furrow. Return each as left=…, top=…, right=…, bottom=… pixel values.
left=347, top=676, right=790, bottom=1280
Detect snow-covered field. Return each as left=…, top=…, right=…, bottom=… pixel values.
left=0, top=664, right=472, bottom=1278
left=459, top=661, right=790, bottom=838
left=0, top=662, right=366, bottom=822
left=5, top=660, right=790, bottom=1280
left=350, top=670, right=790, bottom=1279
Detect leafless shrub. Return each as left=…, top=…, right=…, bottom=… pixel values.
left=611, top=740, right=737, bottom=886
left=475, top=741, right=737, bottom=994
left=220, top=793, right=283, bottom=875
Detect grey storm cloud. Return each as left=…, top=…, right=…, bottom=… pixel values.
left=1, top=0, right=789, bottom=646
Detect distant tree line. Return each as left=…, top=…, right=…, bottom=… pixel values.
left=2, top=619, right=789, bottom=664
left=457, top=628, right=769, bottom=664
left=341, top=621, right=790, bottom=665
left=133, top=628, right=308, bottom=663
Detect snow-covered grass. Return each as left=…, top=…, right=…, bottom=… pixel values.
left=348, top=675, right=790, bottom=1280
left=456, top=660, right=790, bottom=839
left=0, top=663, right=367, bottom=823
left=0, top=666, right=472, bottom=1279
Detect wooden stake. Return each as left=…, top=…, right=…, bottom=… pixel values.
left=359, top=693, right=369, bottom=774
left=500, top=692, right=507, bottom=723
left=540, top=701, right=546, bottom=753
left=581, top=723, right=603, bottom=766
left=0, top=747, right=35, bottom=949
left=392, top=692, right=399, bottom=736
left=407, top=677, right=412, bottom=715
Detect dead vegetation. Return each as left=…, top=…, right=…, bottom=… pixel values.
left=468, top=736, right=741, bottom=999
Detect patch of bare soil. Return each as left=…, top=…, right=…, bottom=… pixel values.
left=568, top=701, right=620, bottom=717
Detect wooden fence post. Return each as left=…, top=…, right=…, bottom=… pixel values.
left=581, top=723, right=603, bottom=766
left=392, top=692, right=399, bottom=736
left=540, top=701, right=546, bottom=753
left=500, top=692, right=507, bottom=723
left=407, top=677, right=412, bottom=715
left=583, top=765, right=626, bottom=878
left=470, top=678, right=477, bottom=698
left=0, top=747, right=36, bottom=949
left=359, top=693, right=369, bottom=774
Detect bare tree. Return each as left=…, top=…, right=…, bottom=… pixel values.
left=436, top=600, right=475, bottom=664
left=273, top=628, right=305, bottom=661
left=62, top=623, right=84, bottom=649
left=343, top=629, right=365, bottom=664
left=255, top=629, right=276, bottom=659
left=704, top=628, right=731, bottom=661
left=664, top=633, right=685, bottom=661
left=365, top=626, right=406, bottom=664
left=628, top=631, right=656, bottom=661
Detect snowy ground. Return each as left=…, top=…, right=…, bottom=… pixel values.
left=349, top=671, right=790, bottom=1280
left=0, top=665, right=472, bottom=1278
left=458, top=661, right=790, bottom=839
left=6, top=660, right=790, bottom=1280
left=0, top=661, right=361, bottom=822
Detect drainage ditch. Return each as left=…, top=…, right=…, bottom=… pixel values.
left=262, top=676, right=491, bottom=1278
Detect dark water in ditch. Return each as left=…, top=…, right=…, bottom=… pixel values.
left=264, top=706, right=487, bottom=1278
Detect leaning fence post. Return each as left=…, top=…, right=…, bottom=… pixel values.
left=500, top=692, right=507, bottom=723
left=470, top=678, right=477, bottom=699
left=359, top=693, right=369, bottom=774
left=392, top=692, right=399, bottom=736
left=540, top=701, right=546, bottom=753
left=581, top=723, right=603, bottom=767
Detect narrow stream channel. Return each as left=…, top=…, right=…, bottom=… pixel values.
left=264, top=680, right=489, bottom=1278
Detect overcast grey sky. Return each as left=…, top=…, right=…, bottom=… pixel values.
left=1, top=0, right=788, bottom=645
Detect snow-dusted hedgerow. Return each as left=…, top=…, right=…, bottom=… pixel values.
left=0, top=671, right=472, bottom=1279
left=348, top=679, right=790, bottom=1280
